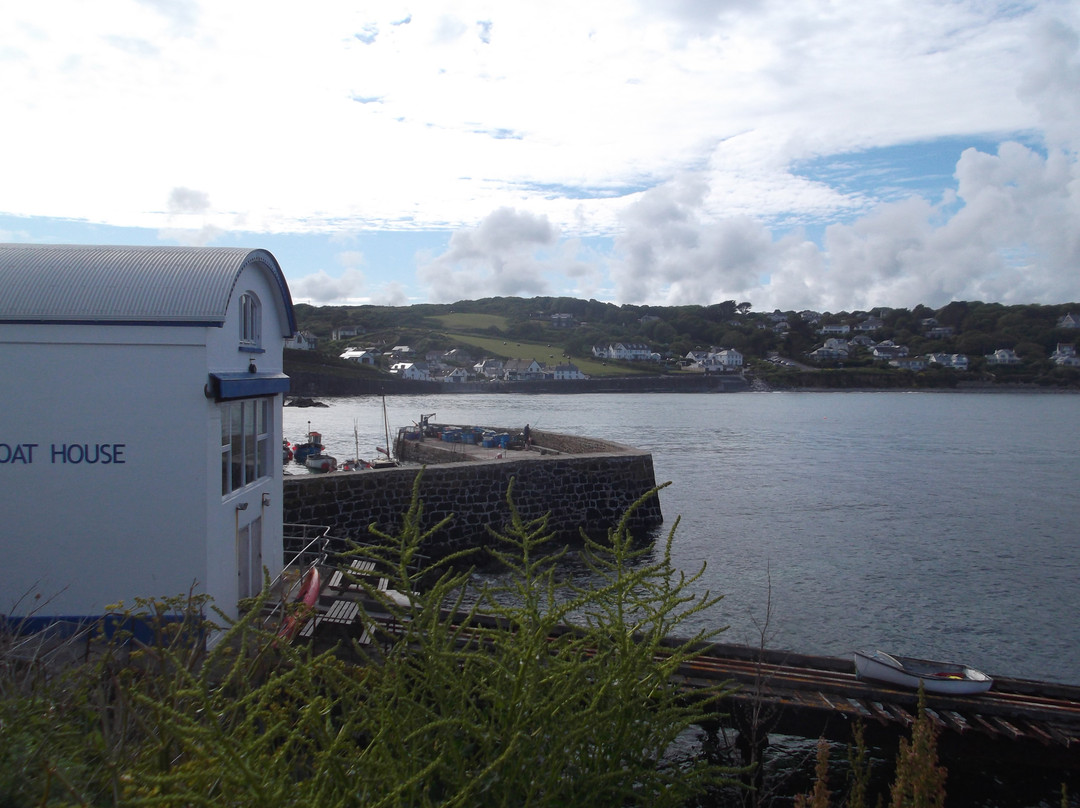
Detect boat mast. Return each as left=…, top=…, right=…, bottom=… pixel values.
left=382, top=395, right=392, bottom=459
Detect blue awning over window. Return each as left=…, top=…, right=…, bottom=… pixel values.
left=208, top=372, right=291, bottom=401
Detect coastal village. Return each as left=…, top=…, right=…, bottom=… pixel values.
left=284, top=306, right=1080, bottom=385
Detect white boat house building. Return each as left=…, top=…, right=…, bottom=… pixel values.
left=0, top=244, right=297, bottom=630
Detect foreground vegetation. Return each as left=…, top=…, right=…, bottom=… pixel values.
left=2, top=481, right=736, bottom=806
left=4, top=479, right=1068, bottom=805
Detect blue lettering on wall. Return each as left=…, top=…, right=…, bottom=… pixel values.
left=50, top=443, right=127, bottom=464
left=0, top=443, right=38, bottom=464
left=0, top=443, right=126, bottom=465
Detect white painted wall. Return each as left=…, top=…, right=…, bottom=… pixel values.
left=1, top=258, right=289, bottom=622
left=1, top=327, right=210, bottom=617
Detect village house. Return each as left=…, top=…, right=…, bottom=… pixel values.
left=340, top=347, right=378, bottom=365
left=985, top=348, right=1023, bottom=365
left=685, top=348, right=743, bottom=371
left=285, top=330, right=318, bottom=350
left=592, top=342, right=652, bottom=361
left=549, top=313, right=576, bottom=328
left=925, top=325, right=955, bottom=339
left=502, top=358, right=545, bottom=381
left=872, top=340, right=909, bottom=361
left=890, top=356, right=927, bottom=371
left=856, top=317, right=884, bottom=332
left=1051, top=344, right=1080, bottom=367
left=808, top=345, right=848, bottom=361
left=444, top=347, right=475, bottom=364
left=819, top=323, right=851, bottom=336
left=391, top=362, right=430, bottom=380
left=332, top=325, right=362, bottom=341
left=473, top=358, right=505, bottom=378
left=441, top=367, right=472, bottom=384
left=551, top=363, right=587, bottom=380
left=1058, top=313, right=1080, bottom=329
left=926, top=353, right=969, bottom=370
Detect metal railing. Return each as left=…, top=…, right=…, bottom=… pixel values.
left=258, top=525, right=334, bottom=628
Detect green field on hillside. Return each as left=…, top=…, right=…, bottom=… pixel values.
left=443, top=333, right=652, bottom=377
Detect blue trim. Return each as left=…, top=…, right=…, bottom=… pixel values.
left=5, top=614, right=204, bottom=646
left=243, top=250, right=298, bottom=336
left=239, top=345, right=266, bottom=354
left=209, top=371, right=290, bottom=400
left=4, top=615, right=98, bottom=639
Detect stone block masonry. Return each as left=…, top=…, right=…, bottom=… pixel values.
left=282, top=448, right=663, bottom=561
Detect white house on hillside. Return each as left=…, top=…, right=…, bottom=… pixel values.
left=332, top=325, right=361, bottom=341
left=503, top=358, right=545, bottom=380
left=592, top=342, right=652, bottom=361
left=391, top=362, right=430, bottom=380
left=340, top=347, right=378, bottom=365
left=926, top=353, right=969, bottom=370
left=986, top=348, right=1022, bottom=365
left=552, top=363, right=586, bottom=380
left=1051, top=344, right=1079, bottom=367
left=474, top=358, right=504, bottom=378
left=1057, top=313, right=1079, bottom=329
left=285, top=330, right=317, bottom=350
left=0, top=244, right=297, bottom=628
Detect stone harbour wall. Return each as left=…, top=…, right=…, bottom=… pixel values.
left=282, top=451, right=663, bottom=561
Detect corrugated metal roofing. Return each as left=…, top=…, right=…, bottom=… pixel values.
left=0, top=244, right=297, bottom=333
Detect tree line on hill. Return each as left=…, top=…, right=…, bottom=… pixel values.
left=292, top=297, right=1080, bottom=387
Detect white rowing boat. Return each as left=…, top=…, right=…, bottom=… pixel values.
left=853, top=650, right=993, bottom=695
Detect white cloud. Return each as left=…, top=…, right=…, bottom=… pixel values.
left=2, top=0, right=1079, bottom=310
left=1018, top=17, right=1080, bottom=152
left=290, top=268, right=368, bottom=305
left=417, top=207, right=598, bottom=301
left=607, top=140, right=1080, bottom=312
left=168, top=187, right=211, bottom=215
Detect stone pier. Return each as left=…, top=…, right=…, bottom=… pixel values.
left=282, top=429, right=663, bottom=560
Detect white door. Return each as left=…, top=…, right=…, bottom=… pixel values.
left=237, top=515, right=263, bottom=600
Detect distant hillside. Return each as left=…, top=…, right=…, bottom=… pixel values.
left=288, top=297, right=1080, bottom=391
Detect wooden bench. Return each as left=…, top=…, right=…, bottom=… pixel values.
left=297, top=598, right=371, bottom=644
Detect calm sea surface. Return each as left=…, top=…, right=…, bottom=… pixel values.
left=285, top=391, right=1080, bottom=686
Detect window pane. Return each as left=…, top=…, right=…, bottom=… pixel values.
left=256, top=400, right=268, bottom=479
left=243, top=400, right=256, bottom=485
left=221, top=401, right=231, bottom=446
left=231, top=403, right=244, bottom=491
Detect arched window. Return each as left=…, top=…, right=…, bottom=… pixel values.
left=239, top=292, right=261, bottom=348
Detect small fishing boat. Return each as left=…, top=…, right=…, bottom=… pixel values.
left=853, top=650, right=993, bottom=694
left=292, top=426, right=324, bottom=464
left=305, top=452, right=337, bottom=473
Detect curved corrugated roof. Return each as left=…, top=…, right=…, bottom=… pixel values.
left=0, top=244, right=297, bottom=334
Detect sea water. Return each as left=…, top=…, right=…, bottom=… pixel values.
left=285, top=390, right=1080, bottom=686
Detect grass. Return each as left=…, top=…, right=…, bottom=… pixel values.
left=448, top=333, right=654, bottom=377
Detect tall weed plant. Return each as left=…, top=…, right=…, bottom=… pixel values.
left=0, top=475, right=738, bottom=807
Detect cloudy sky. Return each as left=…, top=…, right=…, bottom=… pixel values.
left=3, top=1, right=1078, bottom=312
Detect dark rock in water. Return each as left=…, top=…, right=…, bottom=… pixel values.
left=285, top=397, right=328, bottom=408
